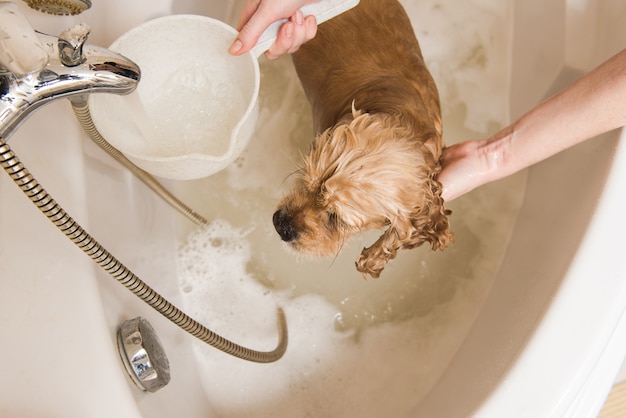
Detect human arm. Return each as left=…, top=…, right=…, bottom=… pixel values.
left=229, top=0, right=319, bottom=60
left=438, top=48, right=626, bottom=201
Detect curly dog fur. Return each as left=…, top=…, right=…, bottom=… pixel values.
left=273, top=0, right=453, bottom=278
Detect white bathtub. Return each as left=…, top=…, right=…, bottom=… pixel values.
left=1, top=0, right=625, bottom=417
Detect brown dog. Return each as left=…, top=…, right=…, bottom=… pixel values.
left=272, top=0, right=453, bottom=278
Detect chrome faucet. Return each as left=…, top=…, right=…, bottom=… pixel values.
left=0, top=2, right=140, bottom=140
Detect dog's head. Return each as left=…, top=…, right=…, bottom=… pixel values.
left=273, top=108, right=452, bottom=276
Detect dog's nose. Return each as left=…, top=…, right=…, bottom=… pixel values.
left=273, top=210, right=298, bottom=242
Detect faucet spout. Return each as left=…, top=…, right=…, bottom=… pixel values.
left=0, top=15, right=140, bottom=140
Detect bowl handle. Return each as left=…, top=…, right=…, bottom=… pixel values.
left=250, top=0, right=360, bottom=58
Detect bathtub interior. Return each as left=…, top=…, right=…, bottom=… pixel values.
left=413, top=0, right=626, bottom=416
left=0, top=0, right=624, bottom=418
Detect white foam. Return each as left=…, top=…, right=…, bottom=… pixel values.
left=177, top=221, right=492, bottom=417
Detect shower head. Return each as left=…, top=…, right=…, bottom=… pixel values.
left=23, top=0, right=91, bottom=15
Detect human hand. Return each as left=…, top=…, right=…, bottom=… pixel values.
left=438, top=131, right=514, bottom=202
left=229, top=0, right=319, bottom=60
left=437, top=140, right=491, bottom=202
left=439, top=49, right=626, bottom=203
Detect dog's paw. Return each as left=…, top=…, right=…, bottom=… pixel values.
left=355, top=244, right=396, bottom=278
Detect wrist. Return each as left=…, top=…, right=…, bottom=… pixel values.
left=480, top=124, right=517, bottom=183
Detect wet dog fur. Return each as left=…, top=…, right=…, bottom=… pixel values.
left=272, top=0, right=453, bottom=278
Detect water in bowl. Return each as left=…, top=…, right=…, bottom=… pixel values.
left=121, top=63, right=245, bottom=159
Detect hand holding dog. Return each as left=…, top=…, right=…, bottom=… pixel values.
left=439, top=48, right=626, bottom=201
left=229, top=0, right=319, bottom=60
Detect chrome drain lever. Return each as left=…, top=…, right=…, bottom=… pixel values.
left=118, top=317, right=171, bottom=393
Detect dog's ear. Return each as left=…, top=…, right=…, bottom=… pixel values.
left=406, top=176, right=453, bottom=251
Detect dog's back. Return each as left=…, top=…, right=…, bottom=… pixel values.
left=292, top=0, right=441, bottom=143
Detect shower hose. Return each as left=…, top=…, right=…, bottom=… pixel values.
left=0, top=102, right=287, bottom=364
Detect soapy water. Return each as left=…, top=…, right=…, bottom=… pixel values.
left=124, top=62, right=247, bottom=158
left=411, top=0, right=513, bottom=133
left=175, top=0, right=520, bottom=416
left=178, top=221, right=485, bottom=417
left=145, top=63, right=245, bottom=157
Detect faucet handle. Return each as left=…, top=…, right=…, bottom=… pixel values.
left=58, top=23, right=91, bottom=67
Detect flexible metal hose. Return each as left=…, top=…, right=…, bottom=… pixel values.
left=0, top=137, right=288, bottom=363
left=71, top=100, right=208, bottom=226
